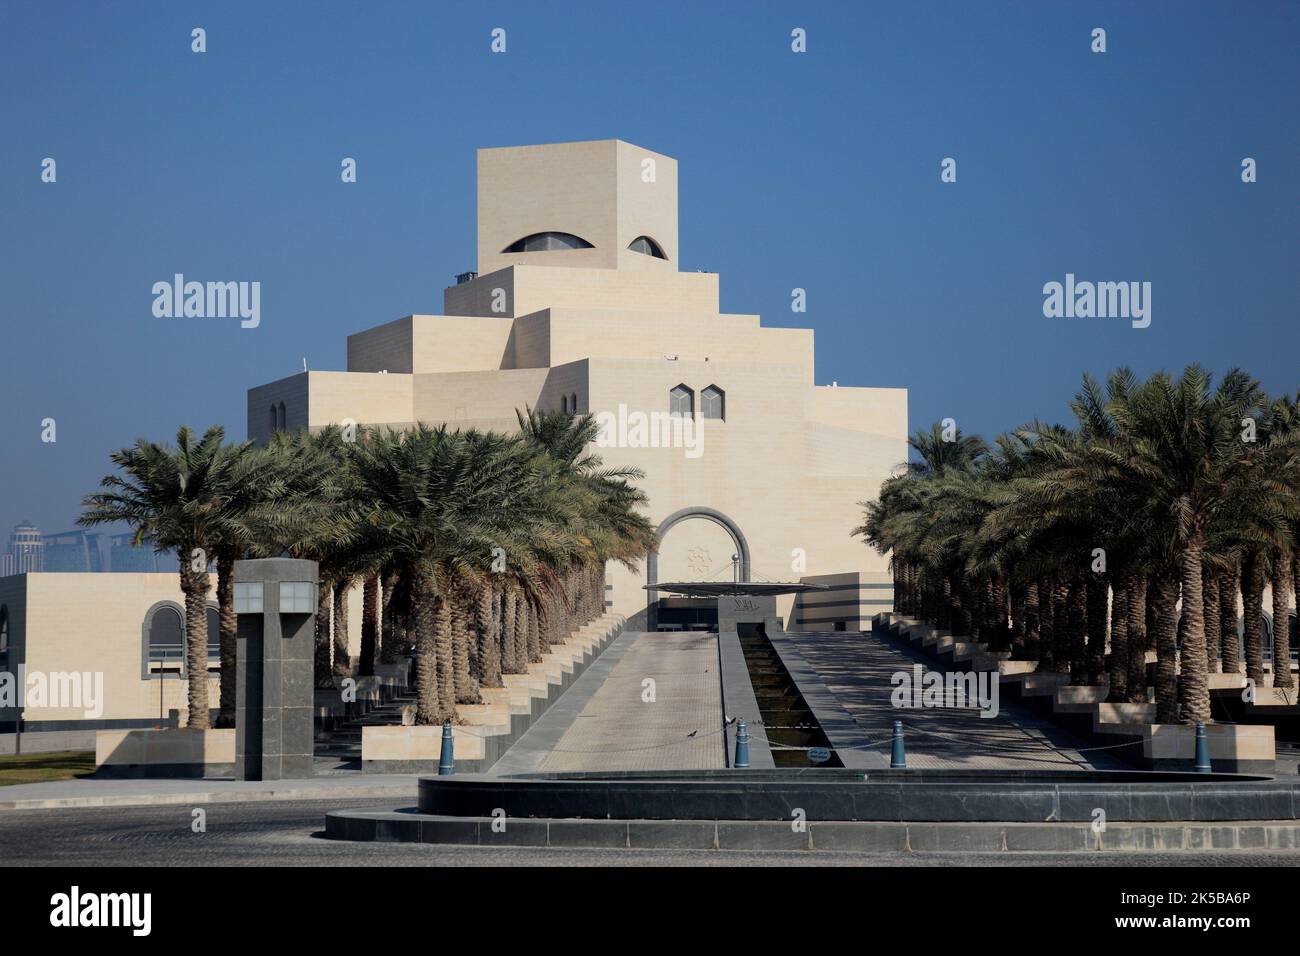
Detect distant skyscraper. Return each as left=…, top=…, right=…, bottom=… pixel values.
left=108, top=532, right=158, bottom=572
left=42, top=530, right=103, bottom=572
left=4, top=521, right=44, bottom=574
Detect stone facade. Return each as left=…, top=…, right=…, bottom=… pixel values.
left=246, top=139, right=909, bottom=627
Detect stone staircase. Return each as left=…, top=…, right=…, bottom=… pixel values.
left=361, top=613, right=626, bottom=773
left=874, top=612, right=1275, bottom=773
left=314, top=685, right=419, bottom=773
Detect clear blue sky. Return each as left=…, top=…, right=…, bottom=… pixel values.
left=2, top=0, right=1297, bottom=540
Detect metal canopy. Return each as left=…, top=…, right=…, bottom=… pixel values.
left=645, top=581, right=828, bottom=598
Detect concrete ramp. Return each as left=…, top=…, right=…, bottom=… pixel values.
left=503, top=631, right=727, bottom=772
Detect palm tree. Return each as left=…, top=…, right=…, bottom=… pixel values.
left=858, top=365, right=1300, bottom=728
left=1074, top=367, right=1276, bottom=722
left=80, top=426, right=242, bottom=730
left=207, top=441, right=297, bottom=726
left=1263, top=394, right=1300, bottom=688
left=349, top=425, right=545, bottom=723
left=265, top=426, right=368, bottom=689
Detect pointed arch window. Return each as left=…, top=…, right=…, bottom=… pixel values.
left=670, top=384, right=694, bottom=417
left=702, top=385, right=725, bottom=421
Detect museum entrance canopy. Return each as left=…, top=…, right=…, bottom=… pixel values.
left=645, top=582, right=827, bottom=598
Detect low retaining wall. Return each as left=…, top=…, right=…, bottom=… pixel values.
left=716, top=629, right=775, bottom=769
left=879, top=613, right=1276, bottom=773
left=414, top=768, right=1284, bottom=823
left=325, top=810, right=1300, bottom=852
left=94, top=728, right=235, bottom=779
left=361, top=616, right=625, bottom=774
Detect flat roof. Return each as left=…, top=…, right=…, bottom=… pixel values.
left=645, top=581, right=828, bottom=598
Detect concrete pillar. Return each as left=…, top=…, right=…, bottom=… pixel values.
left=234, top=558, right=318, bottom=780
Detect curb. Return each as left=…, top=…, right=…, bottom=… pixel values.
left=0, top=782, right=416, bottom=812
left=324, top=810, right=1300, bottom=853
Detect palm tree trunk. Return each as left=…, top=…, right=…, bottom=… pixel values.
left=526, top=596, right=542, bottom=663
left=477, top=582, right=502, bottom=687
left=1067, top=579, right=1088, bottom=683
left=989, top=578, right=1009, bottom=651
left=1010, top=583, right=1026, bottom=657
left=315, top=577, right=334, bottom=688
left=1178, top=543, right=1211, bottom=724
left=1125, top=573, right=1149, bottom=703
left=1085, top=574, right=1107, bottom=686
left=1023, top=581, right=1040, bottom=660
left=1219, top=568, right=1241, bottom=674
left=1107, top=574, right=1129, bottom=702
left=1242, top=551, right=1267, bottom=689
left=332, top=577, right=351, bottom=681
left=434, top=587, right=456, bottom=721
left=413, top=573, right=439, bottom=725
left=1202, top=568, right=1221, bottom=676
left=520, top=595, right=535, bottom=660
left=1053, top=576, right=1071, bottom=674
left=1037, top=575, right=1055, bottom=669
left=451, top=582, right=479, bottom=704
left=359, top=573, right=378, bottom=677
left=379, top=567, right=401, bottom=665
left=922, top=572, right=938, bottom=624
left=1271, top=549, right=1293, bottom=690
left=501, top=585, right=519, bottom=673
left=969, top=582, right=983, bottom=642
left=179, top=555, right=212, bottom=729
left=1145, top=581, right=1158, bottom=652
left=513, top=591, right=529, bottom=668
left=1151, top=568, right=1181, bottom=724
left=950, top=581, right=966, bottom=636
left=215, top=550, right=238, bottom=728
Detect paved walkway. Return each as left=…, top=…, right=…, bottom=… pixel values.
left=531, top=632, right=726, bottom=772
left=783, top=630, right=1127, bottom=770
left=0, top=773, right=421, bottom=811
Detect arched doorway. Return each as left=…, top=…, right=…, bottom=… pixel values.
left=646, top=507, right=750, bottom=630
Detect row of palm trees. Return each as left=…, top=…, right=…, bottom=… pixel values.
left=857, top=365, right=1300, bottom=725
left=80, top=410, right=655, bottom=729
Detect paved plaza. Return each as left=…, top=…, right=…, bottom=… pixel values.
left=783, top=629, right=1127, bottom=770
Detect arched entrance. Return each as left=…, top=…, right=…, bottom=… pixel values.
left=646, top=507, right=750, bottom=630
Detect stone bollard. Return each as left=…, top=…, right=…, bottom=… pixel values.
left=734, top=719, right=750, bottom=769
left=438, top=720, right=455, bottom=776
left=890, top=719, right=906, bottom=769
left=1194, top=721, right=1211, bottom=774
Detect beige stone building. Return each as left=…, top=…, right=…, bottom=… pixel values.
left=0, top=139, right=910, bottom=736
left=0, top=572, right=221, bottom=733
left=247, top=140, right=909, bottom=631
